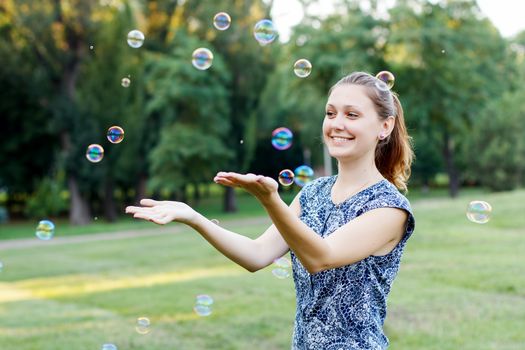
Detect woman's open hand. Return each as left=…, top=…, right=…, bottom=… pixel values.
left=213, top=172, right=279, bottom=204
left=125, top=199, right=197, bottom=225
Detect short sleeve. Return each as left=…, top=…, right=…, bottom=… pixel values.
left=359, top=192, right=416, bottom=245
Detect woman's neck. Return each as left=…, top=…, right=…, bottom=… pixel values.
left=335, top=157, right=383, bottom=189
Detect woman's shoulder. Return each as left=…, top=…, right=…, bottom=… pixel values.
left=364, top=179, right=412, bottom=213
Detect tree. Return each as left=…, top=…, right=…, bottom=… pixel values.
left=388, top=0, right=514, bottom=196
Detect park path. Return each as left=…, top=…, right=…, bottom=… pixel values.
left=0, top=216, right=271, bottom=251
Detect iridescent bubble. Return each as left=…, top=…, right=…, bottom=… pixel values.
left=107, top=126, right=125, bottom=144
left=210, top=219, right=220, bottom=225
left=101, top=344, right=117, bottom=350
left=253, top=19, right=277, bottom=45
left=293, top=59, right=312, bottom=78
left=271, top=257, right=291, bottom=279
left=192, top=48, right=214, bottom=70
left=194, top=304, right=212, bottom=316
left=271, top=127, right=293, bottom=151
left=121, top=77, right=130, bottom=88
left=278, top=169, right=294, bottom=186
left=127, top=30, right=144, bottom=48
left=213, top=12, right=231, bottom=31
left=86, top=144, right=104, bottom=163
left=375, top=71, right=395, bottom=90
left=466, top=200, right=492, bottom=224
left=272, top=268, right=290, bottom=279
left=36, top=220, right=55, bottom=240
left=135, top=317, right=151, bottom=335
left=294, top=165, right=314, bottom=187
left=194, top=294, right=213, bottom=316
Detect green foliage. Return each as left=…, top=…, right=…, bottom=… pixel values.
left=25, top=172, right=68, bottom=219
left=463, top=88, right=525, bottom=191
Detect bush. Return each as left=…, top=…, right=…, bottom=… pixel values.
left=25, top=175, right=68, bottom=219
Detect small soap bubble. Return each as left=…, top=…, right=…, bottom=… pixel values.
left=86, top=144, right=104, bottom=163
left=240, top=139, right=244, bottom=144
left=253, top=19, right=277, bottom=45
left=466, top=200, right=492, bottom=224
left=89, top=45, right=94, bottom=50
left=213, top=12, right=231, bottom=31
left=294, top=165, right=314, bottom=187
left=272, top=257, right=291, bottom=279
left=135, top=317, right=151, bottom=335
left=127, top=30, right=145, bottom=48
left=194, top=294, right=214, bottom=316
left=272, top=268, right=290, bottom=279
left=121, top=77, right=130, bottom=88
left=375, top=71, right=395, bottom=90
left=107, top=126, right=125, bottom=144
left=192, top=48, right=214, bottom=70
left=278, top=169, right=294, bottom=186
left=101, top=344, right=117, bottom=350
left=293, top=59, right=312, bottom=78
left=271, top=127, right=293, bottom=150
left=36, top=220, right=55, bottom=240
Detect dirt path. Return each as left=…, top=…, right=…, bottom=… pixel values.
left=0, top=216, right=272, bottom=251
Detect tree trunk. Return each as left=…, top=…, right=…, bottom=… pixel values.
left=193, top=183, right=201, bottom=205
left=104, top=179, right=117, bottom=222
left=134, top=174, right=147, bottom=204
left=68, top=176, right=91, bottom=225
left=443, top=131, right=460, bottom=197
left=223, top=187, right=237, bottom=212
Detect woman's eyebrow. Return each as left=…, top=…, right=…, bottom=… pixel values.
left=326, top=103, right=363, bottom=111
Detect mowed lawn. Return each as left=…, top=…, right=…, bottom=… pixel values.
left=0, top=189, right=524, bottom=349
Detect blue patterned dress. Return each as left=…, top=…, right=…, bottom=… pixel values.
left=290, top=175, right=415, bottom=350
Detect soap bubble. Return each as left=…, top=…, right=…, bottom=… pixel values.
left=107, top=126, right=125, bottom=144
left=101, top=344, right=117, bottom=350
left=127, top=30, right=144, bottom=48
left=271, top=127, right=293, bottom=151
left=192, top=48, right=214, bottom=70
left=272, top=257, right=291, bottom=279
left=86, top=144, right=104, bottom=163
left=375, top=71, right=395, bottom=90
left=35, top=220, right=55, bottom=240
left=194, top=294, right=214, bottom=316
left=121, top=77, right=130, bottom=87
left=466, top=200, right=492, bottom=224
left=293, top=59, right=312, bottom=78
left=278, top=169, right=294, bottom=186
left=135, top=317, right=151, bottom=335
left=294, top=165, right=314, bottom=187
left=253, top=19, right=277, bottom=45
left=213, top=12, right=231, bottom=31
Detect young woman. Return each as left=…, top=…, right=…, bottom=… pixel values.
left=126, top=71, right=415, bottom=349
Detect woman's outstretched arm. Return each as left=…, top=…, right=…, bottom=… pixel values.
left=125, top=199, right=294, bottom=272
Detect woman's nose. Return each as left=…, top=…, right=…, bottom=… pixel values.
left=332, top=113, right=346, bottom=130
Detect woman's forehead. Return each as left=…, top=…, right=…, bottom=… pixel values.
left=327, top=84, right=374, bottom=110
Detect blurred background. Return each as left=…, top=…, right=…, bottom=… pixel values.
left=0, top=0, right=524, bottom=349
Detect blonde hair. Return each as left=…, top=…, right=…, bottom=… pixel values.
left=330, top=71, right=414, bottom=191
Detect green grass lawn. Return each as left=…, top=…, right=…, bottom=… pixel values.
left=0, top=188, right=524, bottom=349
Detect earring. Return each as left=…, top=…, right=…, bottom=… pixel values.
left=378, top=134, right=385, bottom=140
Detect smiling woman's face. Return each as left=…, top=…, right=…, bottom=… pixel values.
left=323, top=84, right=384, bottom=161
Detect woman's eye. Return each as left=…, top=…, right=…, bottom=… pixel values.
left=347, top=113, right=359, bottom=118
left=325, top=111, right=335, bottom=117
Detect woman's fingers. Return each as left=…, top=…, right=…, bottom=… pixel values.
left=139, top=198, right=163, bottom=207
